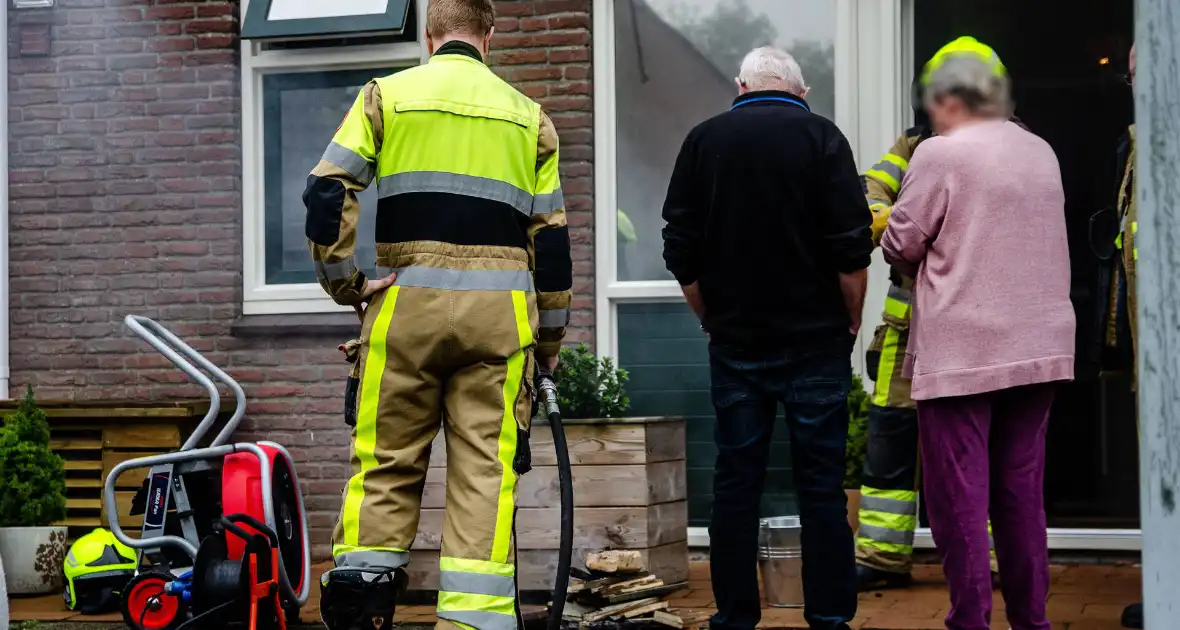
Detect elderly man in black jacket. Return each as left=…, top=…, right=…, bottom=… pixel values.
left=662, top=46, right=872, bottom=630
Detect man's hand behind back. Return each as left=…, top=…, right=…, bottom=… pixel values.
left=838, top=268, right=868, bottom=336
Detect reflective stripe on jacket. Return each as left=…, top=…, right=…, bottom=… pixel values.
left=304, top=43, right=573, bottom=356
left=863, top=128, right=926, bottom=409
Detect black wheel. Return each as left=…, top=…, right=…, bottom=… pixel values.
left=271, top=455, right=305, bottom=595
left=121, top=571, right=187, bottom=630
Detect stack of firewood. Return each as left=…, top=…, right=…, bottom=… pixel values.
left=554, top=550, right=709, bottom=629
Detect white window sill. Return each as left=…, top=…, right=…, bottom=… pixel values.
left=231, top=311, right=360, bottom=337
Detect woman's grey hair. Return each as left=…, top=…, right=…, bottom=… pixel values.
left=923, top=55, right=1013, bottom=117
left=738, top=47, right=807, bottom=95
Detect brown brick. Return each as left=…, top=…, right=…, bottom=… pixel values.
left=196, top=4, right=235, bottom=18
left=149, top=37, right=196, bottom=53
left=548, top=46, right=589, bottom=63
left=183, top=19, right=235, bottom=35
left=550, top=80, right=590, bottom=95
left=548, top=14, right=590, bottom=29
left=519, top=17, right=548, bottom=32
left=146, top=5, right=195, bottom=20
left=196, top=34, right=237, bottom=50
left=494, top=1, right=535, bottom=17
left=508, top=66, right=562, bottom=81
left=491, top=48, right=548, bottom=65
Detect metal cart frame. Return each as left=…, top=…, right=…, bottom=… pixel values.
left=102, top=314, right=311, bottom=606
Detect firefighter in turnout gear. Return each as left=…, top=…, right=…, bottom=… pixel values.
left=1092, top=44, right=1141, bottom=630
left=304, top=1, right=573, bottom=628
left=855, top=37, right=1004, bottom=592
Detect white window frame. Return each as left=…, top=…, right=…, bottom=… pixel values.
left=240, top=0, right=429, bottom=315
left=593, top=0, right=868, bottom=376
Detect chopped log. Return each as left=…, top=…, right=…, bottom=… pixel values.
left=610, top=579, right=663, bottom=595
left=598, top=574, right=658, bottom=594
left=605, top=582, right=687, bottom=605
left=569, top=575, right=632, bottom=595
left=561, top=601, right=597, bottom=621
left=671, top=609, right=713, bottom=629
left=586, top=550, right=645, bottom=574
left=582, top=597, right=661, bottom=623
left=621, top=601, right=670, bottom=619
left=651, top=611, right=684, bottom=629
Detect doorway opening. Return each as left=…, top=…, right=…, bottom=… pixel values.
left=913, top=0, right=1138, bottom=529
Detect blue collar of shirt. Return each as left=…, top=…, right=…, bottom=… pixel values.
left=730, top=92, right=810, bottom=112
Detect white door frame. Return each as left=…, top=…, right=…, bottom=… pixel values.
left=592, top=0, right=1141, bottom=552
left=1, top=3, right=10, bottom=400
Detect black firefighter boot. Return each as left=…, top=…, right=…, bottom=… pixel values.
left=319, top=567, right=409, bottom=630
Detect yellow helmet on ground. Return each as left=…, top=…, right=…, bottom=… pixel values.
left=63, top=528, right=137, bottom=614
left=921, top=36, right=1007, bottom=86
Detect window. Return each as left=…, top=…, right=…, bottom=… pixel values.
left=262, top=69, right=394, bottom=285
left=611, top=0, right=837, bottom=282
left=240, top=0, right=426, bottom=315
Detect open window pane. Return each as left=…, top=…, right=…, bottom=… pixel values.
left=262, top=69, right=398, bottom=285
left=241, top=0, right=411, bottom=40
left=613, top=0, right=837, bottom=282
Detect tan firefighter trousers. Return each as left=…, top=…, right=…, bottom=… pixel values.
left=331, top=244, right=537, bottom=630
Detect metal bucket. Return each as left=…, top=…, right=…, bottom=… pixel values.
left=757, top=516, right=804, bottom=608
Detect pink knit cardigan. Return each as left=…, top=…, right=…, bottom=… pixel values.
left=880, top=120, right=1075, bottom=400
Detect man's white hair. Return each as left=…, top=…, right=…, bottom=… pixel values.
left=738, top=47, right=807, bottom=95
left=923, top=55, right=1013, bottom=118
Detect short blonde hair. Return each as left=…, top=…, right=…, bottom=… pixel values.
left=924, top=55, right=1013, bottom=118
left=427, top=0, right=495, bottom=38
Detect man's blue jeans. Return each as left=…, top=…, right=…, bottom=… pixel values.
left=707, top=340, right=857, bottom=630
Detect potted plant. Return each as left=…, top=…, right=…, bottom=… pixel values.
left=0, top=387, right=68, bottom=594
left=844, top=375, right=871, bottom=533
left=552, top=344, right=631, bottom=419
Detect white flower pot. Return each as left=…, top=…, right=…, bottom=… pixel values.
left=0, top=526, right=67, bottom=595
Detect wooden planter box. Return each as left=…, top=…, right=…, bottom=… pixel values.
left=0, top=400, right=223, bottom=541
left=409, top=416, right=688, bottom=592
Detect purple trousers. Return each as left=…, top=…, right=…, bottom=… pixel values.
left=917, top=383, right=1055, bottom=630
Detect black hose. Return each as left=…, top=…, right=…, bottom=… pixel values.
left=539, top=374, right=573, bottom=630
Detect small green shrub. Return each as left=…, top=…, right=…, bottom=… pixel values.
left=0, top=387, right=67, bottom=527
left=553, top=344, right=631, bottom=419
left=844, top=375, right=871, bottom=490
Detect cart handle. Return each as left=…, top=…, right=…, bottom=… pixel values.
left=124, top=315, right=246, bottom=449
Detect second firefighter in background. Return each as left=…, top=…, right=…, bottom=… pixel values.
left=302, top=1, right=573, bottom=629
left=855, top=37, right=1005, bottom=591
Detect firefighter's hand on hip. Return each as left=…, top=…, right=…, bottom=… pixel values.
left=352, top=272, right=398, bottom=321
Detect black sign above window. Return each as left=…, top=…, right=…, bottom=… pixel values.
left=241, top=0, right=412, bottom=41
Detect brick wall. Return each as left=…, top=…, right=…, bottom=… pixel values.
left=6, top=0, right=594, bottom=558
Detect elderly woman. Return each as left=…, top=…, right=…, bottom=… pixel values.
left=880, top=37, right=1075, bottom=630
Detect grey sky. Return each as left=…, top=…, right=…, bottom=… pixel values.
left=645, top=0, right=835, bottom=46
